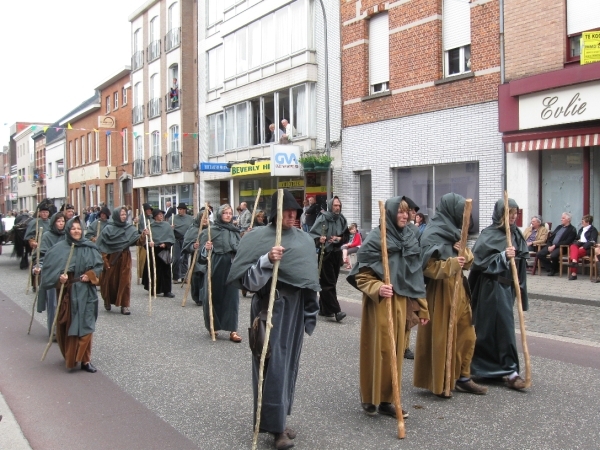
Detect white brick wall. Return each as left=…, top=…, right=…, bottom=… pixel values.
left=340, top=101, right=504, bottom=232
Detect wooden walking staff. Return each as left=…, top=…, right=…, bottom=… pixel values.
left=142, top=214, right=153, bottom=314
left=182, top=205, right=209, bottom=306
left=252, top=189, right=284, bottom=450
left=28, top=227, right=44, bottom=334
left=26, top=220, right=40, bottom=294
left=41, top=243, right=75, bottom=361
left=170, top=214, right=175, bottom=279
left=378, top=200, right=405, bottom=439
left=504, top=191, right=532, bottom=387
left=206, top=211, right=216, bottom=341
left=148, top=221, right=157, bottom=300
left=443, top=199, right=472, bottom=397
left=317, top=223, right=327, bottom=275
left=249, top=188, right=262, bottom=229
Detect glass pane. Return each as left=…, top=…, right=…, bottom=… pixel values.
left=275, top=8, right=289, bottom=59
left=261, top=14, right=274, bottom=64
left=208, top=115, right=216, bottom=155
left=224, top=34, right=235, bottom=78
left=464, top=44, right=471, bottom=72
left=225, top=107, right=235, bottom=150
left=250, top=99, right=261, bottom=145
left=434, top=162, right=479, bottom=231
left=277, top=89, right=290, bottom=134
left=237, top=28, right=248, bottom=74
left=290, top=0, right=306, bottom=53
left=396, top=166, right=434, bottom=221
left=236, top=102, right=248, bottom=148
left=208, top=48, right=217, bottom=89
left=217, top=113, right=224, bottom=153
left=263, top=93, right=276, bottom=142
left=570, top=36, right=581, bottom=58
left=447, top=48, right=460, bottom=75
left=542, top=149, right=583, bottom=228
left=360, top=172, right=372, bottom=232
left=291, top=84, right=306, bottom=137
left=248, top=21, right=261, bottom=69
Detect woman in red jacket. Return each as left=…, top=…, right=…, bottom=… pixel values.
left=342, top=223, right=362, bottom=269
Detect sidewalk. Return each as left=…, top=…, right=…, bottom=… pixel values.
left=0, top=392, right=31, bottom=450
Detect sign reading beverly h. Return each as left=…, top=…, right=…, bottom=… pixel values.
left=271, top=144, right=301, bottom=176
left=519, top=81, right=600, bottom=130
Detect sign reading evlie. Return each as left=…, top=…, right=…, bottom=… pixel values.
left=518, top=81, right=600, bottom=130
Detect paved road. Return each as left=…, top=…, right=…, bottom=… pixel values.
left=1, top=250, right=599, bottom=449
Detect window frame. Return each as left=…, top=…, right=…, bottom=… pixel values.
left=114, top=91, right=119, bottom=110
left=368, top=12, right=390, bottom=95
left=106, top=133, right=112, bottom=167
left=106, top=96, right=110, bottom=114
left=122, top=87, right=128, bottom=105
left=122, top=128, right=129, bottom=163
left=444, top=44, right=471, bottom=77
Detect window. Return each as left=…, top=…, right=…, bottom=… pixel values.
left=236, top=28, right=248, bottom=74
left=207, top=0, right=223, bottom=26
left=248, top=21, right=261, bottom=69
left=122, top=87, right=128, bottom=105
left=369, top=13, right=390, bottom=94
left=169, top=125, right=179, bottom=153
left=123, top=128, right=129, bottom=163
left=168, top=125, right=180, bottom=172
left=443, top=0, right=471, bottom=77
left=224, top=34, right=235, bottom=79
left=151, top=131, right=160, bottom=156
left=150, top=131, right=161, bottom=175
left=395, top=162, right=480, bottom=231
left=208, top=112, right=225, bottom=155
left=69, top=141, right=73, bottom=168
left=47, top=162, right=53, bottom=179
left=57, top=159, right=64, bottom=176
left=81, top=136, right=86, bottom=165
left=359, top=172, right=372, bottom=232
left=133, top=28, right=141, bottom=53
left=75, top=138, right=79, bottom=166
left=106, top=133, right=112, bottom=167
left=87, top=133, right=93, bottom=162
left=134, top=136, right=144, bottom=177
left=168, top=2, right=179, bottom=30
left=134, top=82, right=141, bottom=106
left=150, top=74, right=158, bottom=100
left=135, top=136, right=143, bottom=160
left=148, top=16, right=160, bottom=61
left=114, top=92, right=119, bottom=110
left=207, top=45, right=224, bottom=90
left=150, top=16, right=158, bottom=42
left=95, top=132, right=99, bottom=160
left=106, top=96, right=110, bottom=113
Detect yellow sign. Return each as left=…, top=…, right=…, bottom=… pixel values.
left=278, top=180, right=304, bottom=188
left=240, top=189, right=277, bottom=197
left=306, top=186, right=327, bottom=193
left=231, top=162, right=271, bottom=176
left=581, top=31, right=600, bottom=65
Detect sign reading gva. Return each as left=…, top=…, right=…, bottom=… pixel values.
left=519, top=81, right=600, bottom=130
left=270, top=144, right=301, bottom=176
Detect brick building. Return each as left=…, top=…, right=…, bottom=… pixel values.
left=197, top=0, right=342, bottom=214
left=32, top=130, right=46, bottom=204
left=129, top=0, right=199, bottom=212
left=64, top=67, right=132, bottom=214
left=0, top=146, right=9, bottom=214
left=501, top=0, right=600, bottom=224
left=340, top=0, right=503, bottom=232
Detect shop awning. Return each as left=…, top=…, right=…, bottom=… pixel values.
left=505, top=133, right=600, bottom=153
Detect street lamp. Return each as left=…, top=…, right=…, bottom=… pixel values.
left=317, top=0, right=331, bottom=202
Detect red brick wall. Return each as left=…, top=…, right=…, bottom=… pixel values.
left=342, top=0, right=500, bottom=128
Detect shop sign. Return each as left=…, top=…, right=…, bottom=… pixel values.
left=278, top=180, right=304, bottom=188
left=231, top=161, right=271, bottom=177
left=581, top=31, right=600, bottom=65
left=200, top=162, right=229, bottom=172
left=519, top=81, right=600, bottom=130
left=271, top=145, right=301, bottom=176
left=98, top=116, right=116, bottom=129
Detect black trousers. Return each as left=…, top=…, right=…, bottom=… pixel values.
left=537, top=246, right=561, bottom=271
left=318, top=251, right=343, bottom=315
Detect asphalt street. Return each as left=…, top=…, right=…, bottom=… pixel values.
left=1, top=249, right=600, bottom=449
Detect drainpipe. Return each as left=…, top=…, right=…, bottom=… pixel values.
left=317, top=0, right=331, bottom=202
left=499, top=0, right=507, bottom=192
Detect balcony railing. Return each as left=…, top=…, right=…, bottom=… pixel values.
left=165, top=27, right=181, bottom=52
left=166, top=151, right=181, bottom=173
left=148, top=98, right=161, bottom=119
left=133, top=105, right=145, bottom=124
left=165, top=91, right=180, bottom=112
left=132, top=51, right=144, bottom=71
left=133, top=158, right=145, bottom=178
left=148, top=155, right=162, bottom=175
left=147, top=40, right=161, bottom=62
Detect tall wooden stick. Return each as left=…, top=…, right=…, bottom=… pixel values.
left=142, top=214, right=153, bottom=314
left=148, top=221, right=157, bottom=300
left=207, top=213, right=216, bottom=341
left=249, top=188, right=262, bottom=229
left=182, top=205, right=209, bottom=306
left=443, top=199, right=472, bottom=396
left=28, top=227, right=43, bottom=334
left=317, top=224, right=326, bottom=275
left=96, top=219, right=102, bottom=240
left=26, top=219, right=40, bottom=294
left=41, top=243, right=75, bottom=361
left=135, top=209, right=141, bottom=285
left=170, top=214, right=175, bottom=279
left=504, top=192, right=532, bottom=388
left=252, top=189, right=284, bottom=450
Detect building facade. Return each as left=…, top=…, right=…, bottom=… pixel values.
left=32, top=131, right=47, bottom=204
left=14, top=125, right=38, bottom=212
left=501, top=0, right=600, bottom=225
left=64, top=68, right=132, bottom=214
left=340, top=0, right=502, bottom=232
left=129, top=0, right=199, bottom=212
left=0, top=146, right=9, bottom=214
left=197, top=0, right=342, bottom=214
left=44, top=126, right=67, bottom=210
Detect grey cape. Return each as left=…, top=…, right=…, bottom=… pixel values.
left=37, top=214, right=66, bottom=313
left=182, top=213, right=208, bottom=305
left=172, top=213, right=193, bottom=239
left=308, top=198, right=349, bottom=251
left=468, top=198, right=529, bottom=378
left=85, top=219, right=108, bottom=240
left=96, top=208, right=141, bottom=254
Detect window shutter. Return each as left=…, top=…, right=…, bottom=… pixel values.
left=567, top=0, right=600, bottom=35
left=369, top=13, right=389, bottom=86
left=443, top=0, right=471, bottom=51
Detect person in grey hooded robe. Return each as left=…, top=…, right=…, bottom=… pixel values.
left=227, top=189, right=320, bottom=450
left=182, top=209, right=210, bottom=306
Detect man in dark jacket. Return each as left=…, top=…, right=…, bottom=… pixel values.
left=303, top=196, right=320, bottom=231
left=537, top=212, right=577, bottom=276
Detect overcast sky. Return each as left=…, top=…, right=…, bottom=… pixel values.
left=0, top=0, right=144, bottom=145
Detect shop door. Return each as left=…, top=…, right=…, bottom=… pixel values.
left=541, top=149, right=583, bottom=225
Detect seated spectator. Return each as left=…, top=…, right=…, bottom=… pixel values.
left=342, top=223, right=362, bottom=269
left=523, top=215, right=549, bottom=251
left=538, top=212, right=577, bottom=276
left=567, top=214, right=598, bottom=281
left=415, top=212, right=427, bottom=235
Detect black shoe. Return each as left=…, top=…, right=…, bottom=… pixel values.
left=404, top=348, right=414, bottom=360
left=81, top=362, right=97, bottom=373
left=362, top=402, right=377, bottom=415
left=378, top=402, right=409, bottom=418
left=164, top=292, right=175, bottom=298
left=318, top=311, right=334, bottom=317
left=547, top=270, right=555, bottom=276
left=335, top=312, right=347, bottom=322
left=568, top=274, right=577, bottom=280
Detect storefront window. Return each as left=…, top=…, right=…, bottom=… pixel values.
left=542, top=149, right=583, bottom=225
left=593, top=147, right=600, bottom=219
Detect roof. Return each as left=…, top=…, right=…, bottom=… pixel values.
left=57, top=92, right=101, bottom=126
left=129, top=0, right=160, bottom=22
left=95, top=66, right=131, bottom=91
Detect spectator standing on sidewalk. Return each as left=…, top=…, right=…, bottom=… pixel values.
left=567, top=215, right=597, bottom=281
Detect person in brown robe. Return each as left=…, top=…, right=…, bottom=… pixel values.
left=347, top=196, right=429, bottom=419
left=96, top=207, right=141, bottom=315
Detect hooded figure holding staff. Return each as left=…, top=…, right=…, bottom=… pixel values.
left=139, top=209, right=176, bottom=298
left=182, top=209, right=210, bottom=306
left=414, top=193, right=487, bottom=397
left=468, top=198, right=529, bottom=390
left=347, top=196, right=429, bottom=420
left=227, top=189, right=320, bottom=450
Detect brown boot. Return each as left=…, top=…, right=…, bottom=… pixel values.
left=273, top=432, right=294, bottom=449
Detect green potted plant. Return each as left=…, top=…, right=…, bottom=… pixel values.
left=314, top=154, right=333, bottom=171
left=298, top=155, right=317, bottom=171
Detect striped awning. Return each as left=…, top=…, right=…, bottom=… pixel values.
left=505, top=133, right=600, bottom=153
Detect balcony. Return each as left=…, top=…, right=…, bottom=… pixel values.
left=147, top=98, right=161, bottom=119
left=148, top=155, right=162, bottom=175
left=165, top=91, right=180, bottom=112
left=166, top=151, right=181, bottom=173
left=132, top=51, right=144, bottom=71
left=133, top=158, right=145, bottom=178
left=147, top=40, right=160, bottom=62
left=165, top=28, right=181, bottom=52
left=133, top=105, right=145, bottom=124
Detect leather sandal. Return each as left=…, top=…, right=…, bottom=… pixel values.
left=121, top=307, right=131, bottom=315
left=230, top=331, right=242, bottom=343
